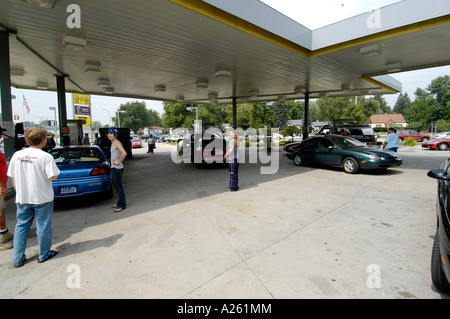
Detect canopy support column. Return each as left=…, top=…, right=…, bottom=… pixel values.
left=56, top=75, right=68, bottom=146
left=303, top=92, right=310, bottom=140
left=232, top=97, right=237, bottom=129
left=0, top=31, right=14, bottom=158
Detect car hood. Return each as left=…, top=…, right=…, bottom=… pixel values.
left=356, top=147, right=399, bottom=158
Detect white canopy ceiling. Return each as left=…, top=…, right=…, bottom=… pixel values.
left=1, top=0, right=449, bottom=104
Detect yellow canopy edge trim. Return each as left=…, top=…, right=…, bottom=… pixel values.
left=311, top=15, right=450, bottom=57
left=361, top=77, right=399, bottom=94
left=170, top=0, right=449, bottom=61
left=168, top=0, right=311, bottom=58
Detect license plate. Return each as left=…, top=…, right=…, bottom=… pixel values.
left=60, top=186, right=77, bottom=194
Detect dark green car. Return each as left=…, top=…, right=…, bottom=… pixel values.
left=287, top=135, right=403, bottom=174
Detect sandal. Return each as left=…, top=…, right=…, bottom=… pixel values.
left=112, top=204, right=118, bottom=208
left=38, top=250, right=59, bottom=263
left=114, top=207, right=125, bottom=213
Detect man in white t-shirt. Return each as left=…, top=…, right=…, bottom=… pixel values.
left=7, top=127, right=60, bottom=268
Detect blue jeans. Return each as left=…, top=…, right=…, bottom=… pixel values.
left=229, top=159, right=239, bottom=191
left=13, top=202, right=54, bottom=265
left=111, top=168, right=126, bottom=208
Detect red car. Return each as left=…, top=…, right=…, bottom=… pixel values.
left=422, top=139, right=450, bottom=151
left=131, top=137, right=142, bottom=148
left=397, top=129, right=430, bottom=142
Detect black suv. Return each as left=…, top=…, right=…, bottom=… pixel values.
left=428, top=157, right=450, bottom=293
left=316, top=123, right=377, bottom=144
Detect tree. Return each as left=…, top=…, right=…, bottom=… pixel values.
left=342, top=100, right=366, bottom=124
left=112, top=101, right=160, bottom=133
left=162, top=102, right=190, bottom=129
left=183, top=104, right=224, bottom=128
left=428, top=75, right=450, bottom=106
left=393, top=93, right=412, bottom=114
left=272, top=101, right=289, bottom=129
left=373, top=95, right=392, bottom=114
left=404, top=88, right=436, bottom=130
left=427, top=75, right=450, bottom=122
left=281, top=125, right=302, bottom=141
left=358, top=96, right=381, bottom=119
left=315, top=97, right=351, bottom=121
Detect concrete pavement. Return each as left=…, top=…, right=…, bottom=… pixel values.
left=1, top=143, right=449, bottom=299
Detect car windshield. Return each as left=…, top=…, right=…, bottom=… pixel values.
left=329, top=136, right=366, bottom=149
left=132, top=138, right=140, bottom=142
left=51, top=148, right=102, bottom=164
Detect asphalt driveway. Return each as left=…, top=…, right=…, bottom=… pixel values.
left=0, top=143, right=449, bottom=299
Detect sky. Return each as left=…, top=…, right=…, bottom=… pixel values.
left=8, top=0, right=450, bottom=126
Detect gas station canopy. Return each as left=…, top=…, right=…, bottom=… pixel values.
left=1, top=0, right=450, bottom=104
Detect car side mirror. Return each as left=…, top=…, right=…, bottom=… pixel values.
left=427, top=169, right=450, bottom=181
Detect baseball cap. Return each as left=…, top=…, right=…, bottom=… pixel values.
left=107, top=128, right=118, bottom=135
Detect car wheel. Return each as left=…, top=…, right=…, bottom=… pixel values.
left=438, top=143, right=449, bottom=151
left=293, top=154, right=303, bottom=166
left=422, top=137, right=429, bottom=142
left=431, top=230, right=450, bottom=293
left=342, top=157, right=360, bottom=174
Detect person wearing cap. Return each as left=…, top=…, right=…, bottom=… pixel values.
left=107, top=129, right=127, bottom=212
left=0, top=126, right=13, bottom=251
left=7, top=127, right=60, bottom=268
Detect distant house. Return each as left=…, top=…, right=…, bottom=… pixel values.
left=286, top=120, right=303, bottom=129
left=366, top=114, right=407, bottom=128
left=144, top=126, right=164, bottom=135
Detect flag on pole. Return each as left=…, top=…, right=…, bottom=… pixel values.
left=23, top=94, right=30, bottom=115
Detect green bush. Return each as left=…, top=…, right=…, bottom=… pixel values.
left=402, top=137, right=416, bottom=147
left=278, top=140, right=289, bottom=146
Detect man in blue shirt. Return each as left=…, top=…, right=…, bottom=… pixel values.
left=383, top=128, right=400, bottom=152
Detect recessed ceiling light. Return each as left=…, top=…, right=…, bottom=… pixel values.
left=341, top=83, right=353, bottom=91
left=196, top=79, right=209, bottom=89
left=294, top=86, right=306, bottom=94
left=97, top=79, right=110, bottom=87
left=84, top=63, right=101, bottom=72
left=36, top=81, right=49, bottom=90
left=214, top=70, right=231, bottom=78
left=360, top=45, right=381, bottom=57
left=11, top=68, right=25, bottom=77
left=155, top=85, right=166, bottom=92
left=208, top=92, right=218, bottom=99
left=62, top=35, right=86, bottom=50
left=23, top=0, right=56, bottom=9
left=249, top=89, right=259, bottom=97
left=385, top=63, right=403, bottom=73
left=104, top=87, right=115, bottom=94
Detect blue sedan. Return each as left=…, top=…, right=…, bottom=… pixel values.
left=287, top=135, right=403, bottom=174
left=50, top=146, right=112, bottom=199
